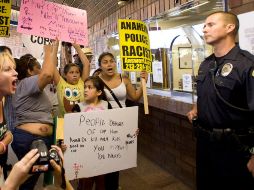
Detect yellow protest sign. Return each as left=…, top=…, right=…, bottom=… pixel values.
left=56, top=117, right=64, bottom=140
left=0, top=0, right=11, bottom=37
left=118, top=19, right=152, bottom=73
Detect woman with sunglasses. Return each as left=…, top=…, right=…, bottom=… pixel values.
left=11, top=42, right=58, bottom=190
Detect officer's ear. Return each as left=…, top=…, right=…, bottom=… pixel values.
left=226, top=23, right=235, bottom=35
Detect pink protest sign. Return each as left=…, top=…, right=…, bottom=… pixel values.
left=17, top=0, right=88, bottom=45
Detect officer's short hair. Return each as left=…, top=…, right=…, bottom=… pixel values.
left=208, top=11, right=239, bottom=36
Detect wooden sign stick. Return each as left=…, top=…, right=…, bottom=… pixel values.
left=141, top=78, right=149, bottom=114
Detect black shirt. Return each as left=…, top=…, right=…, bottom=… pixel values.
left=197, top=45, right=254, bottom=129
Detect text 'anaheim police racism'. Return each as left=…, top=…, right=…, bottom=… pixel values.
left=119, top=20, right=152, bottom=72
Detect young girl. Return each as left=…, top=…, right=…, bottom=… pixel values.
left=53, top=43, right=90, bottom=117
left=97, top=52, right=147, bottom=190
left=72, top=76, right=108, bottom=190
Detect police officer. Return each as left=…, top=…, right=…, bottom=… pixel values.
left=187, top=11, right=254, bottom=190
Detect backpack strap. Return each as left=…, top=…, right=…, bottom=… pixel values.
left=98, top=77, right=123, bottom=108
left=107, top=101, right=112, bottom=109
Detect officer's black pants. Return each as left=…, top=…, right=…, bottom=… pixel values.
left=105, top=171, right=119, bottom=190
left=196, top=130, right=254, bottom=190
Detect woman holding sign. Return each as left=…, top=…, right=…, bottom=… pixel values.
left=98, top=52, right=147, bottom=108
left=97, top=52, right=147, bottom=190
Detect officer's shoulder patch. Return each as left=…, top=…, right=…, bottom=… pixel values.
left=252, top=70, right=254, bottom=77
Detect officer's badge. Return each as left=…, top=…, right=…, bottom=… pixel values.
left=221, top=63, right=233, bottom=77
left=252, top=70, right=254, bottom=77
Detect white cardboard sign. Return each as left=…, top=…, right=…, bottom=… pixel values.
left=182, top=74, right=192, bottom=92
left=64, top=107, right=138, bottom=180
left=238, top=11, right=254, bottom=54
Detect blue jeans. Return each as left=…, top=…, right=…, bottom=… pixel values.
left=11, top=128, right=53, bottom=190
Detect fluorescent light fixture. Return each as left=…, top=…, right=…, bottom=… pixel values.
left=112, top=45, right=120, bottom=50
left=167, top=0, right=209, bottom=17
left=118, top=0, right=128, bottom=6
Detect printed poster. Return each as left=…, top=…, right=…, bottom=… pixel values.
left=0, top=0, right=12, bottom=37
left=118, top=19, right=152, bottom=73
left=152, top=61, right=163, bottom=83
left=238, top=11, right=254, bottom=54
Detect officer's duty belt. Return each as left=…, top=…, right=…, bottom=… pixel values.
left=193, top=125, right=254, bottom=139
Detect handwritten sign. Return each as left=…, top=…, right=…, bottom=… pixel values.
left=64, top=107, right=138, bottom=180
left=118, top=19, right=152, bottom=73
left=0, top=0, right=11, bottom=37
left=17, top=0, right=88, bottom=45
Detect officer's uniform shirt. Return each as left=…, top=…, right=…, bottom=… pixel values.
left=197, top=45, right=254, bottom=130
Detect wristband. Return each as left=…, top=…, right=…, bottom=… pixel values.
left=0, top=141, right=6, bottom=154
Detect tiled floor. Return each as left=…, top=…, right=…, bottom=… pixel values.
left=8, top=146, right=192, bottom=190
left=119, top=153, right=192, bottom=190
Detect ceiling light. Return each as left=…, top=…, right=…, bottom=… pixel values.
left=118, top=0, right=128, bottom=6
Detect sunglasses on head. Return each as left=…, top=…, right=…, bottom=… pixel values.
left=26, top=56, right=40, bottom=68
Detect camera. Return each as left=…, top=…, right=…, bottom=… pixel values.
left=0, top=125, right=8, bottom=140
left=30, top=139, right=60, bottom=173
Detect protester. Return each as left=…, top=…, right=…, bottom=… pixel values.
left=187, top=11, right=254, bottom=190
left=73, top=76, right=108, bottom=190
left=54, top=43, right=90, bottom=117
left=1, top=46, right=17, bottom=133
left=11, top=43, right=57, bottom=190
left=97, top=52, right=147, bottom=190
left=0, top=46, right=16, bottom=179
left=98, top=52, right=147, bottom=108
left=0, top=51, right=17, bottom=184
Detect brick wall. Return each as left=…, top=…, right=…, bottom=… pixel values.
left=88, top=0, right=254, bottom=47
left=229, top=0, right=254, bottom=14
left=138, top=104, right=196, bottom=189
left=88, top=0, right=188, bottom=46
